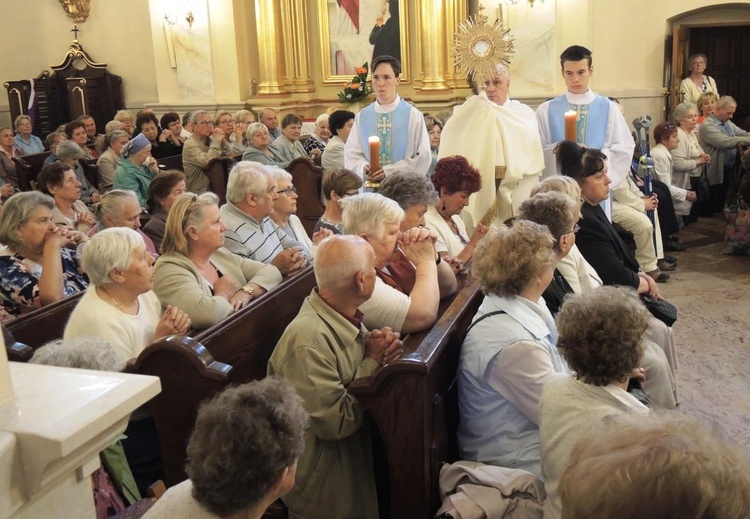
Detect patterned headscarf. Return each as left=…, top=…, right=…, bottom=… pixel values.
left=121, top=133, right=150, bottom=159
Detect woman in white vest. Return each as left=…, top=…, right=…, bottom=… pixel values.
left=457, top=220, right=570, bottom=479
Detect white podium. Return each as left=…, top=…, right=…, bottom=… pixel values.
left=0, top=362, right=161, bottom=519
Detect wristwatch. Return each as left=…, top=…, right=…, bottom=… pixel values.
left=240, top=284, right=256, bottom=299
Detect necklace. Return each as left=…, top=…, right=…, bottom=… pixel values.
left=99, top=286, right=138, bottom=314
left=437, top=207, right=469, bottom=245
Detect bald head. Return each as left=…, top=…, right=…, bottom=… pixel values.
left=259, top=108, right=279, bottom=131
left=314, top=235, right=375, bottom=295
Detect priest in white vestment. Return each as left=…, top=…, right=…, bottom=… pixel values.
left=438, top=65, right=544, bottom=228
left=344, top=55, right=431, bottom=181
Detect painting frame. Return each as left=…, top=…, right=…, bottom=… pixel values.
left=317, top=0, right=410, bottom=84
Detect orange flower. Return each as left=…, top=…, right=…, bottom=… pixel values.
left=343, top=81, right=350, bottom=87
left=356, top=67, right=367, bottom=75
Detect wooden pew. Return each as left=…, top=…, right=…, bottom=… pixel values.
left=157, top=154, right=184, bottom=172
left=79, top=158, right=99, bottom=190
left=12, top=151, right=51, bottom=191
left=4, top=291, right=84, bottom=352
left=286, top=157, right=325, bottom=237
left=203, top=153, right=242, bottom=205
left=3, top=325, right=34, bottom=362
left=349, top=277, right=483, bottom=519
left=133, top=267, right=317, bottom=486
left=191, top=267, right=316, bottom=379
left=134, top=269, right=481, bottom=518
left=127, top=336, right=233, bottom=485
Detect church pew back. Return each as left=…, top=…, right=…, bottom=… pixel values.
left=192, top=267, right=316, bottom=382
left=4, top=291, right=84, bottom=352
left=157, top=154, right=184, bottom=172
left=12, top=152, right=51, bottom=191
left=133, top=268, right=480, bottom=519
left=127, top=336, right=233, bottom=486
left=349, top=277, right=483, bottom=519
left=286, top=157, right=325, bottom=238
left=3, top=326, right=34, bottom=362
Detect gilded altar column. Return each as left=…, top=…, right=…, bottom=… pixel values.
left=254, top=0, right=284, bottom=95
left=419, top=0, right=448, bottom=90
left=279, top=0, right=315, bottom=93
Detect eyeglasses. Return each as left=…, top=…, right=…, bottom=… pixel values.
left=217, top=119, right=233, bottom=125
left=570, top=223, right=580, bottom=234
left=342, top=190, right=359, bottom=197
left=277, top=186, right=297, bottom=196
left=196, top=121, right=214, bottom=127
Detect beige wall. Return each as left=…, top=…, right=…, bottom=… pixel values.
left=3, top=0, right=750, bottom=128
left=0, top=0, right=158, bottom=126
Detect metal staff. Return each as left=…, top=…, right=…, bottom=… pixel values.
left=632, top=115, right=658, bottom=251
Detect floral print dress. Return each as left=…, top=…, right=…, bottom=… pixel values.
left=0, top=247, right=89, bottom=316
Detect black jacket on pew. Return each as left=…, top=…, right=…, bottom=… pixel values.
left=576, top=202, right=640, bottom=290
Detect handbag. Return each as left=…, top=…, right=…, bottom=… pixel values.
left=641, top=295, right=677, bottom=327
left=723, top=198, right=750, bottom=255
left=692, top=164, right=713, bottom=217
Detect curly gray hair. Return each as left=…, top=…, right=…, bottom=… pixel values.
left=379, top=171, right=438, bottom=210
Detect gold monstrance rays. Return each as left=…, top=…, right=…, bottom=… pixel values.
left=453, top=5, right=515, bottom=88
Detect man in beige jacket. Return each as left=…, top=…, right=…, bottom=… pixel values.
left=268, top=235, right=403, bottom=519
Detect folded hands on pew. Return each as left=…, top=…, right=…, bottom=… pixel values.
left=271, top=246, right=309, bottom=276
left=365, top=326, right=404, bottom=366
left=1, top=183, right=15, bottom=197
left=212, top=276, right=263, bottom=311
left=155, top=304, right=191, bottom=338
left=400, top=227, right=438, bottom=266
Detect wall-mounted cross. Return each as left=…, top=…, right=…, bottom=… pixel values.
left=72, top=24, right=80, bottom=41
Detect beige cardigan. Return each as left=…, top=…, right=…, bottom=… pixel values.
left=153, top=247, right=282, bottom=329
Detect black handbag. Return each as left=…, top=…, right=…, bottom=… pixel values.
left=692, top=164, right=713, bottom=217
left=641, top=295, right=677, bottom=327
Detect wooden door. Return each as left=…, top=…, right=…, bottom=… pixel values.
left=688, top=25, right=750, bottom=128
left=669, top=25, right=690, bottom=120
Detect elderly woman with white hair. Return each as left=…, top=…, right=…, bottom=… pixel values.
left=13, top=115, right=45, bottom=156
left=241, top=122, right=287, bottom=166
left=64, top=227, right=190, bottom=362
left=97, top=130, right=131, bottom=192
left=304, top=113, right=331, bottom=156
left=671, top=102, right=711, bottom=182
left=0, top=191, right=89, bottom=316
left=89, top=190, right=158, bottom=255
left=267, top=166, right=333, bottom=257
left=56, top=139, right=101, bottom=205
left=153, top=192, right=282, bottom=329
left=113, top=133, right=159, bottom=207
left=342, top=192, right=442, bottom=334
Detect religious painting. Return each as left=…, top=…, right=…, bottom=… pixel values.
left=318, top=0, right=410, bottom=83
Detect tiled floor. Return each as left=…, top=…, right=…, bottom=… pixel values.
left=658, top=214, right=750, bottom=452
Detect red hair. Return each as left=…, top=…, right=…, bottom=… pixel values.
left=431, top=155, right=481, bottom=194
